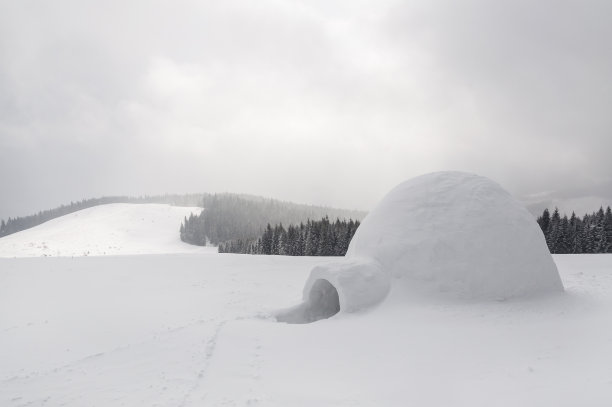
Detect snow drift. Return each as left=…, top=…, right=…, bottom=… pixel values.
left=279, top=171, right=564, bottom=323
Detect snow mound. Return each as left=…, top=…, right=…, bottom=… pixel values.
left=0, top=203, right=209, bottom=257
left=280, top=172, right=563, bottom=322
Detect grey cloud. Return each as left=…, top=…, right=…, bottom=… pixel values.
left=383, top=0, right=612, bottom=191
left=1, top=0, right=611, bottom=219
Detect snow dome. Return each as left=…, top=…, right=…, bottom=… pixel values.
left=277, top=171, right=564, bottom=323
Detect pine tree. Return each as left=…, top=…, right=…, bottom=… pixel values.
left=277, top=224, right=287, bottom=255
left=295, top=223, right=305, bottom=256
left=537, top=208, right=551, bottom=235
left=558, top=215, right=570, bottom=254
left=304, top=220, right=318, bottom=256
left=568, top=212, right=581, bottom=253
left=605, top=206, right=612, bottom=253
left=547, top=208, right=561, bottom=252
left=261, top=224, right=273, bottom=255
left=594, top=213, right=609, bottom=253
left=583, top=217, right=596, bottom=253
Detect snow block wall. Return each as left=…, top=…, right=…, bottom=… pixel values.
left=278, top=171, right=564, bottom=323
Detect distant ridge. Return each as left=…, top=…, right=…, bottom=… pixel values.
left=0, top=194, right=205, bottom=238
left=1, top=193, right=367, bottom=240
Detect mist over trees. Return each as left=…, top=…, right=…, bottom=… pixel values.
left=0, top=192, right=366, bottom=246
left=12, top=191, right=611, bottom=257
left=218, top=217, right=360, bottom=256
left=180, top=194, right=366, bottom=247
left=0, top=194, right=206, bottom=238
left=537, top=206, right=612, bottom=253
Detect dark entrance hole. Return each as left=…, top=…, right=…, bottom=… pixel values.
left=276, top=279, right=340, bottom=324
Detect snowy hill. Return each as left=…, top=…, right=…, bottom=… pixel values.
left=0, top=204, right=212, bottom=257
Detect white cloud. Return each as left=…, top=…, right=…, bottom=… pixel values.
left=1, top=0, right=611, bottom=218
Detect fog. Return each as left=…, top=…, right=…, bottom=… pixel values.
left=1, top=0, right=611, bottom=219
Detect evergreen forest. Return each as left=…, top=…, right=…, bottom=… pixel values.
left=537, top=206, right=612, bottom=253
left=179, top=194, right=365, bottom=246
left=218, top=217, right=360, bottom=256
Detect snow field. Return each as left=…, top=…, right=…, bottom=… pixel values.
left=2, top=253, right=612, bottom=406
left=0, top=254, right=330, bottom=406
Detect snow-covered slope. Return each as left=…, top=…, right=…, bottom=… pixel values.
left=0, top=204, right=210, bottom=257
left=1, top=253, right=611, bottom=406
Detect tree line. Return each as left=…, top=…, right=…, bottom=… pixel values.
left=180, top=194, right=365, bottom=246
left=0, top=194, right=206, bottom=238
left=218, top=217, right=360, bottom=256
left=216, top=205, right=612, bottom=256
left=537, top=206, right=612, bottom=253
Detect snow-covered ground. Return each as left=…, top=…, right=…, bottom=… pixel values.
left=1, top=253, right=612, bottom=406
left=1, top=200, right=611, bottom=406
left=0, top=204, right=211, bottom=257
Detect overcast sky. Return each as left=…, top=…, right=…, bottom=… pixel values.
left=1, top=0, right=611, bottom=219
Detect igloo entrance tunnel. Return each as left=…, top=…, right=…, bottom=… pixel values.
left=277, top=171, right=564, bottom=323
left=276, top=279, right=340, bottom=324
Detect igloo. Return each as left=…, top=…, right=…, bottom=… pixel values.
left=277, top=171, right=564, bottom=324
